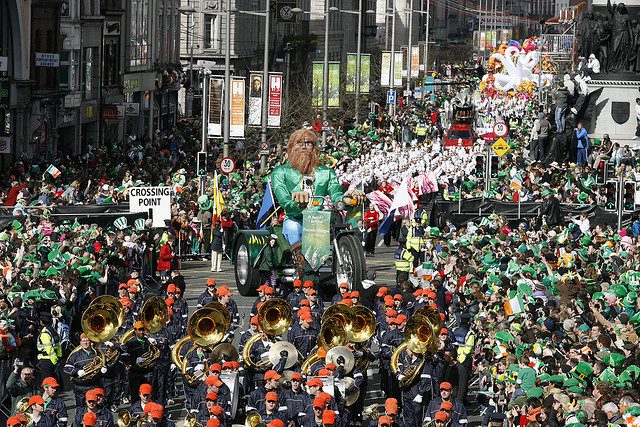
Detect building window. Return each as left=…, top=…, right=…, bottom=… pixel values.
left=59, top=50, right=79, bottom=91
left=129, top=0, right=149, bottom=67
left=82, top=47, right=98, bottom=99
left=103, top=40, right=120, bottom=87
left=204, top=14, right=214, bottom=49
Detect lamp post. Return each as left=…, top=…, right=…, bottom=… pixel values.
left=178, top=4, right=196, bottom=117
left=330, top=6, right=375, bottom=124
left=292, top=6, right=333, bottom=140
left=405, top=0, right=413, bottom=104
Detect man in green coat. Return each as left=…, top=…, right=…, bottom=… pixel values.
left=270, top=129, right=364, bottom=274
left=6, top=359, right=38, bottom=411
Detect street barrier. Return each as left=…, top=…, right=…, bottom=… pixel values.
left=430, top=197, right=639, bottom=229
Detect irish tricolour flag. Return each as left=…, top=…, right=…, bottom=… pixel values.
left=46, top=164, right=61, bottom=178
left=504, top=292, right=525, bottom=316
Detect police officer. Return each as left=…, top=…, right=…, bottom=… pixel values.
left=394, top=248, right=414, bottom=285
left=64, top=334, right=105, bottom=409
left=453, top=313, right=474, bottom=405
left=37, top=313, right=63, bottom=384
left=405, top=221, right=423, bottom=267
left=41, top=377, right=68, bottom=427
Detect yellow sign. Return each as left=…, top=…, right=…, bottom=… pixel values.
left=492, top=137, right=510, bottom=157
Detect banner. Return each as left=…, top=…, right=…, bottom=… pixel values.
left=302, top=210, right=332, bottom=270
left=381, top=51, right=391, bottom=87
left=312, top=62, right=323, bottom=107
left=230, top=77, right=245, bottom=139
left=346, top=54, right=371, bottom=94
left=328, top=62, right=340, bottom=108
left=393, top=52, right=403, bottom=87
left=248, top=72, right=262, bottom=126
left=410, top=46, right=420, bottom=78
left=207, top=76, right=224, bottom=137
left=360, top=54, right=370, bottom=93
left=346, top=54, right=357, bottom=93
left=268, top=73, right=282, bottom=128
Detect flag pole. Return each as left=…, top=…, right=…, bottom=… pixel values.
left=259, top=206, right=281, bottom=228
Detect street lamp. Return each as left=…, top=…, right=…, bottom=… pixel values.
left=331, top=7, right=375, bottom=124
left=292, top=6, right=334, bottom=146
left=178, top=4, right=196, bottom=117
left=205, top=6, right=269, bottom=162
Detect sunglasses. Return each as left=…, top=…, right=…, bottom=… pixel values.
left=313, top=407, right=323, bottom=411
left=87, top=400, right=97, bottom=404
left=267, top=400, right=277, bottom=404
left=207, top=285, right=216, bottom=288
left=295, top=141, right=314, bottom=148
left=136, top=328, right=145, bottom=331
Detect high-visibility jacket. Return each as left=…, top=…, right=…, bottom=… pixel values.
left=37, top=326, right=62, bottom=364
left=415, top=124, right=428, bottom=136
left=406, top=227, right=422, bottom=252
left=395, top=249, right=414, bottom=272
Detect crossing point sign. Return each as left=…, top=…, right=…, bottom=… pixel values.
left=491, top=137, right=510, bottom=157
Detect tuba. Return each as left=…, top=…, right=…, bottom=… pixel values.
left=67, top=296, right=123, bottom=384
left=122, top=297, right=169, bottom=369
left=243, top=298, right=292, bottom=371
left=245, top=412, right=265, bottom=427
left=172, top=303, right=231, bottom=386
left=390, top=306, right=442, bottom=389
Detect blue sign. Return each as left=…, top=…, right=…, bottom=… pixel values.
left=387, top=90, right=396, bottom=105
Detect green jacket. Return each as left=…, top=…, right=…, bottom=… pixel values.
left=258, top=245, right=276, bottom=272
left=270, top=163, right=344, bottom=221
left=6, top=371, right=38, bottom=412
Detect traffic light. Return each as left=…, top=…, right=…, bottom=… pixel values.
left=474, top=155, right=485, bottom=178
left=197, top=151, right=207, bottom=176
left=595, top=160, right=606, bottom=185
left=490, top=155, right=499, bottom=179
left=604, top=181, right=618, bottom=211
left=624, top=181, right=637, bottom=212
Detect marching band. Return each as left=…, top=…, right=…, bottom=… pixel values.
left=8, top=277, right=459, bottom=427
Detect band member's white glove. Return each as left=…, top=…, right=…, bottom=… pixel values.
left=260, top=352, right=270, bottom=360
left=104, top=341, right=114, bottom=348
left=148, top=337, right=157, bottom=345
left=136, top=357, right=145, bottom=365
left=413, top=395, right=423, bottom=404
left=397, top=374, right=405, bottom=382
left=78, top=369, right=86, bottom=378
left=194, top=363, right=205, bottom=373
left=170, top=364, right=177, bottom=371
left=100, top=367, right=108, bottom=374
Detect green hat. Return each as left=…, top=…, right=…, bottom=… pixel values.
left=113, top=216, right=128, bottom=230
left=630, top=311, right=640, bottom=326
left=572, top=361, right=594, bottom=381
left=592, top=292, right=605, bottom=300
left=563, top=377, right=579, bottom=388
left=538, top=373, right=551, bottom=382
left=526, top=387, right=544, bottom=398
left=11, top=220, right=22, bottom=231
left=198, top=195, right=213, bottom=211
left=134, top=218, right=146, bottom=231
left=40, top=289, right=58, bottom=300
left=623, top=292, right=638, bottom=308
left=541, top=189, right=551, bottom=197
left=567, top=386, right=584, bottom=395
left=23, top=289, right=41, bottom=300
left=548, top=375, right=566, bottom=384
left=579, top=234, right=591, bottom=246
left=577, top=192, right=589, bottom=203
left=608, top=352, right=626, bottom=368
left=44, top=267, right=60, bottom=277
left=613, top=284, right=629, bottom=298
left=495, top=331, right=515, bottom=343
